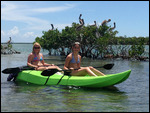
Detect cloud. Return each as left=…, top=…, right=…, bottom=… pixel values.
left=1, top=26, right=19, bottom=42
left=32, top=4, right=75, bottom=13
left=1, top=26, right=37, bottom=43
left=1, top=2, right=48, bottom=26
left=1, top=2, right=75, bottom=25
left=8, top=26, right=19, bottom=36
left=23, top=32, right=36, bottom=38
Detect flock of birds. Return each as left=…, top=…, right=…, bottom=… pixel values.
left=49, top=14, right=116, bottom=33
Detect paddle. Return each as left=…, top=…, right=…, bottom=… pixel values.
left=2, top=63, right=114, bottom=83
left=56, top=63, right=114, bottom=70
left=93, top=63, right=114, bottom=70
left=41, top=63, right=114, bottom=77
left=41, top=69, right=71, bottom=76
left=2, top=63, right=114, bottom=75
left=2, top=64, right=64, bottom=74
left=2, top=66, right=35, bottom=81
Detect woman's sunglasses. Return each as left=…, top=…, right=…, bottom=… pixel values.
left=73, top=46, right=80, bottom=49
left=34, top=47, right=40, bottom=49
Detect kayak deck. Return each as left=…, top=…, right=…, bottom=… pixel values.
left=16, top=70, right=131, bottom=88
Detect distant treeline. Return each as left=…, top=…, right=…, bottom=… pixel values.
left=1, top=43, right=33, bottom=44
left=111, top=36, right=149, bottom=45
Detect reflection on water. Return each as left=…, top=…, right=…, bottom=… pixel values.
left=2, top=81, right=129, bottom=112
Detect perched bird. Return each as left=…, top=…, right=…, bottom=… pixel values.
left=51, top=24, right=54, bottom=30
left=109, top=22, right=116, bottom=31
left=76, top=19, right=84, bottom=31
left=90, top=21, right=97, bottom=27
left=7, top=37, right=11, bottom=44
left=76, top=14, right=85, bottom=31
left=101, top=19, right=111, bottom=26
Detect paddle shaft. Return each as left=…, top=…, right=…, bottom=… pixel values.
left=56, top=63, right=114, bottom=70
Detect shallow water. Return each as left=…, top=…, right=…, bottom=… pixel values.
left=1, top=44, right=149, bottom=112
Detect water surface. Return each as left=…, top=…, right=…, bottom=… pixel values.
left=1, top=44, right=149, bottom=112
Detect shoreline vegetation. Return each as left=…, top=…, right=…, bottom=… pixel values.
left=1, top=43, right=21, bottom=54
left=34, top=14, right=149, bottom=61
left=1, top=14, right=149, bottom=61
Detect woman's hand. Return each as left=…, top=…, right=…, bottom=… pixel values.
left=44, top=63, right=55, bottom=66
left=50, top=64, right=55, bottom=66
left=69, top=68, right=74, bottom=71
left=35, top=65, right=39, bottom=70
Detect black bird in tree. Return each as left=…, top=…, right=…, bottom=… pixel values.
left=49, top=24, right=54, bottom=31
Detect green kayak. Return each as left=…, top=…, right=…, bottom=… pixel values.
left=15, top=70, right=131, bottom=88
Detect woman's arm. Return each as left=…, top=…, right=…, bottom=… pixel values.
left=78, top=55, right=82, bottom=68
left=64, top=55, right=71, bottom=70
left=27, top=53, right=38, bottom=68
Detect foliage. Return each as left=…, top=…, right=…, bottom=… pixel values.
left=128, top=38, right=145, bottom=57
left=35, top=29, right=61, bottom=55
left=35, top=21, right=149, bottom=60
left=114, top=36, right=149, bottom=45
left=8, top=44, right=12, bottom=49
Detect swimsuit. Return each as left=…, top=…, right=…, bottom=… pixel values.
left=70, top=53, right=80, bottom=64
left=32, top=54, right=43, bottom=63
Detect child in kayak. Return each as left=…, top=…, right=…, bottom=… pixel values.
left=27, top=42, right=62, bottom=71
left=64, top=42, right=105, bottom=77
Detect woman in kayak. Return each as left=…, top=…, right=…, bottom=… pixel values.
left=64, top=42, right=105, bottom=77
left=27, top=42, right=62, bottom=71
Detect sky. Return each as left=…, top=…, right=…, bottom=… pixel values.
left=1, top=1, right=149, bottom=43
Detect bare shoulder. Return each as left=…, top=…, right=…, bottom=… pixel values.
left=67, top=53, right=72, bottom=57
left=39, top=53, right=43, bottom=57
left=78, top=54, right=81, bottom=58
left=28, top=53, right=34, bottom=57
left=28, top=53, right=34, bottom=61
left=66, top=53, right=72, bottom=60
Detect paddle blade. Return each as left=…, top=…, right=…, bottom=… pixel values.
left=41, top=69, right=59, bottom=76
left=103, top=63, right=114, bottom=70
left=2, top=66, right=35, bottom=74
left=2, top=67, right=20, bottom=74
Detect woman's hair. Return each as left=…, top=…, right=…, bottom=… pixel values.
left=32, top=42, right=41, bottom=54
left=72, top=42, right=80, bottom=47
